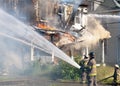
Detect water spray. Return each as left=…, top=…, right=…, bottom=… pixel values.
left=0, top=9, right=80, bottom=69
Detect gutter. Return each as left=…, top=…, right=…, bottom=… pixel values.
left=91, top=9, right=120, bottom=14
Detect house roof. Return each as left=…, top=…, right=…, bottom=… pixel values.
left=93, top=0, right=120, bottom=13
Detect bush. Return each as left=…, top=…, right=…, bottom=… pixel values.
left=50, top=56, right=81, bottom=81
left=23, top=60, right=54, bottom=76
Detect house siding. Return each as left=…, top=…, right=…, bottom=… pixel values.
left=89, top=0, right=120, bottom=65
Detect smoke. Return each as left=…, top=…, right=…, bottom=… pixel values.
left=56, top=14, right=111, bottom=50
left=60, top=0, right=82, bottom=3
left=74, top=16, right=111, bottom=49
left=87, top=16, right=111, bottom=39
left=36, top=0, right=82, bottom=28
left=0, top=8, right=80, bottom=76
left=0, top=36, right=31, bottom=75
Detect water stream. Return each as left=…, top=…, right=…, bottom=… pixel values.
left=0, top=9, right=80, bottom=75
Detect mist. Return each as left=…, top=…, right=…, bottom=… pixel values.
left=0, top=36, right=30, bottom=75
left=0, top=8, right=80, bottom=75
left=74, top=15, right=111, bottom=49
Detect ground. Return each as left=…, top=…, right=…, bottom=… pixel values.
left=0, top=75, right=111, bottom=86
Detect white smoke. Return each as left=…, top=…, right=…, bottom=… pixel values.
left=0, top=36, right=31, bottom=75
left=74, top=16, right=111, bottom=49
left=0, top=8, right=80, bottom=75
left=56, top=15, right=111, bottom=50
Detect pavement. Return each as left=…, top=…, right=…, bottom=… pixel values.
left=0, top=76, right=111, bottom=86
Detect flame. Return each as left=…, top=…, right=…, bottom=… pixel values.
left=37, top=23, right=56, bottom=30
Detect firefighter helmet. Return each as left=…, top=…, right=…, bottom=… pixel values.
left=115, top=64, right=119, bottom=68
left=89, top=52, right=95, bottom=57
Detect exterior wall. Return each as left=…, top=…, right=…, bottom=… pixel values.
left=90, top=16, right=120, bottom=65
left=105, top=21, right=120, bottom=65
left=91, top=0, right=120, bottom=65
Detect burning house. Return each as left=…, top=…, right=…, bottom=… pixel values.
left=0, top=0, right=120, bottom=66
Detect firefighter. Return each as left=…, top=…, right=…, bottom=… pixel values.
left=87, top=52, right=97, bottom=86
left=79, top=55, right=89, bottom=84
left=113, top=64, right=120, bottom=85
